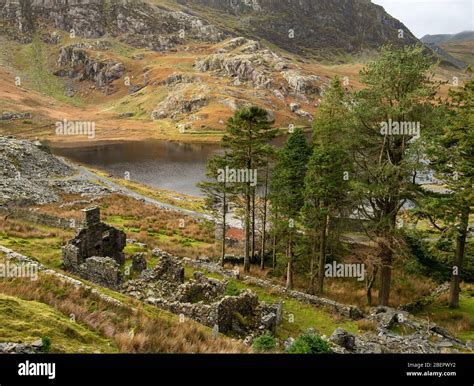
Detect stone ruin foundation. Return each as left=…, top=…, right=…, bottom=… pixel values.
left=62, top=207, right=126, bottom=289
left=124, top=249, right=281, bottom=337
left=62, top=212, right=280, bottom=338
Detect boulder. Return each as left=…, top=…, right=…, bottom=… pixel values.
left=330, top=327, right=356, bottom=350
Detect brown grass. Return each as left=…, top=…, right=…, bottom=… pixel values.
left=0, top=274, right=249, bottom=353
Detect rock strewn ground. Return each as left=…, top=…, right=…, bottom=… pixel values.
left=0, top=136, right=111, bottom=205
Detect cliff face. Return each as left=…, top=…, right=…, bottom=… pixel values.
left=178, top=0, right=419, bottom=57
left=0, top=0, right=224, bottom=50
left=0, top=0, right=418, bottom=57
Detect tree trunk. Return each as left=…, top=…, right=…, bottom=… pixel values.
left=449, top=208, right=470, bottom=309
left=366, top=265, right=378, bottom=307
left=244, top=185, right=251, bottom=273
left=220, top=190, right=227, bottom=267
left=378, top=208, right=397, bottom=307
left=286, top=233, right=294, bottom=290
left=272, top=232, right=277, bottom=269
left=309, top=230, right=318, bottom=295
left=260, top=167, right=269, bottom=270
left=251, top=188, right=256, bottom=264
left=378, top=245, right=393, bottom=306
left=317, top=213, right=328, bottom=294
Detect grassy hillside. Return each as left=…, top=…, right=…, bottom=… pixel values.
left=0, top=293, right=116, bottom=353
left=0, top=265, right=249, bottom=353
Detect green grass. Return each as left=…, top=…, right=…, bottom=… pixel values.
left=0, top=293, right=116, bottom=353
left=12, top=36, right=84, bottom=106
left=389, top=324, right=417, bottom=336
left=417, top=291, right=474, bottom=342
left=0, top=231, right=65, bottom=269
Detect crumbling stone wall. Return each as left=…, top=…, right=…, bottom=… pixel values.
left=62, top=207, right=126, bottom=272
left=78, top=256, right=123, bottom=290
left=62, top=207, right=126, bottom=289
left=176, top=271, right=226, bottom=304
left=216, top=290, right=260, bottom=334
left=184, top=257, right=364, bottom=320
left=123, top=251, right=279, bottom=337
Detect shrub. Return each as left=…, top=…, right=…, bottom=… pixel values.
left=41, top=336, right=52, bottom=353
left=225, top=281, right=242, bottom=297
left=287, top=333, right=332, bottom=354
left=252, top=332, right=277, bottom=353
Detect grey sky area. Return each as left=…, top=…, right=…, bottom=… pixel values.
left=372, top=0, right=473, bottom=38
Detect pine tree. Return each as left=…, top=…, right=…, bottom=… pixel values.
left=270, top=128, right=311, bottom=289
left=222, top=106, right=277, bottom=272
left=349, top=45, right=440, bottom=306
left=303, top=77, right=352, bottom=294
left=199, top=154, right=233, bottom=266
left=420, top=80, right=473, bottom=308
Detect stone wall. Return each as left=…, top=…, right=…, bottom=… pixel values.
left=0, top=340, right=44, bottom=354
left=176, top=271, right=226, bottom=304
left=62, top=207, right=126, bottom=272
left=0, top=206, right=79, bottom=230
left=78, top=256, right=123, bottom=290
left=0, top=245, right=123, bottom=307
left=183, top=257, right=364, bottom=320
left=123, top=252, right=278, bottom=337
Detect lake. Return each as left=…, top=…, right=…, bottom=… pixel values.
left=53, top=141, right=223, bottom=197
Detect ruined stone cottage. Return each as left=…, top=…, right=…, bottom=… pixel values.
left=62, top=207, right=126, bottom=289
left=62, top=209, right=280, bottom=338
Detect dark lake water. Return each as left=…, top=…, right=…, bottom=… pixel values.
left=53, top=141, right=223, bottom=197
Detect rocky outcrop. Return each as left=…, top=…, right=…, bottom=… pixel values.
left=282, top=70, right=320, bottom=95
left=56, top=46, right=125, bottom=89
left=195, top=53, right=274, bottom=90
left=159, top=72, right=197, bottom=87
left=151, top=84, right=210, bottom=120
left=179, top=0, right=419, bottom=57
left=0, top=245, right=123, bottom=307
left=195, top=38, right=281, bottom=90
left=0, top=340, right=44, bottom=354
left=330, top=307, right=471, bottom=354
left=0, top=112, right=32, bottom=120
left=0, top=0, right=224, bottom=50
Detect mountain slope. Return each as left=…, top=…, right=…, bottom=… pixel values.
left=0, top=0, right=418, bottom=59
left=175, top=0, right=418, bottom=59
left=0, top=0, right=446, bottom=147
left=421, top=31, right=474, bottom=45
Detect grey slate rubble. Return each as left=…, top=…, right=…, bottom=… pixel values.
left=329, top=307, right=469, bottom=354
left=0, top=340, right=44, bottom=354
left=123, top=251, right=280, bottom=337
left=0, top=136, right=112, bottom=206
